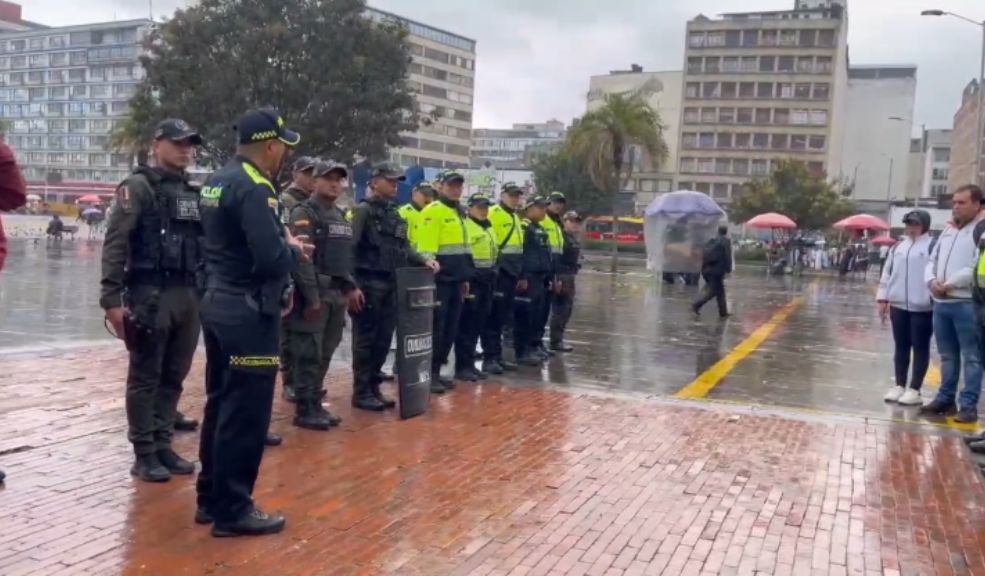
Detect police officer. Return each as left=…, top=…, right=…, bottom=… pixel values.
left=533, top=191, right=567, bottom=357
left=549, top=211, right=582, bottom=352
left=278, top=155, right=317, bottom=403
left=100, top=119, right=203, bottom=483
left=418, top=170, right=472, bottom=391
left=350, top=163, right=438, bottom=411
left=454, top=192, right=497, bottom=381
left=514, top=196, right=553, bottom=366
left=196, top=108, right=310, bottom=537
left=398, top=181, right=436, bottom=247
left=481, top=183, right=525, bottom=375
left=286, top=161, right=355, bottom=430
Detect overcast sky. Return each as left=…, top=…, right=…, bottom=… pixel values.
left=22, top=0, right=985, bottom=132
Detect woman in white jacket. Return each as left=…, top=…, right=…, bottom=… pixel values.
left=876, top=210, right=935, bottom=405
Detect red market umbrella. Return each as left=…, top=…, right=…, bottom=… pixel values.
left=746, top=212, right=797, bottom=230
left=833, top=213, right=890, bottom=232
left=77, top=194, right=103, bottom=204
left=871, top=236, right=897, bottom=247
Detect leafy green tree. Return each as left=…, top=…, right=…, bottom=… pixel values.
left=531, top=150, right=609, bottom=216
left=125, top=0, right=414, bottom=169
left=565, top=93, right=668, bottom=272
left=730, top=159, right=855, bottom=232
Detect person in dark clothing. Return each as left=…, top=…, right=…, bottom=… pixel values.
left=549, top=211, right=582, bottom=352
left=514, top=196, right=553, bottom=366
left=195, top=108, right=310, bottom=537
left=692, top=225, right=732, bottom=318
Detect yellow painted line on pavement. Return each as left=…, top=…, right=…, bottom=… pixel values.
left=674, top=296, right=805, bottom=400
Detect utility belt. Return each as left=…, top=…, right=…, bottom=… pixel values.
left=316, top=274, right=349, bottom=290
left=128, top=269, right=197, bottom=288
left=206, top=278, right=292, bottom=315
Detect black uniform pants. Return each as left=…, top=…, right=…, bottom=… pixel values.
left=351, top=279, right=397, bottom=399
left=125, top=284, right=200, bottom=456
left=534, top=275, right=553, bottom=347
left=482, top=272, right=517, bottom=362
left=455, top=274, right=494, bottom=372
left=514, top=274, right=547, bottom=358
left=289, top=290, right=348, bottom=402
left=549, top=274, right=577, bottom=346
left=196, top=290, right=279, bottom=523
left=694, top=273, right=728, bottom=316
left=433, top=280, right=465, bottom=372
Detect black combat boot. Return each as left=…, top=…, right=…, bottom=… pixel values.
left=294, top=400, right=332, bottom=431
left=282, top=385, right=297, bottom=403
left=157, top=448, right=195, bottom=475
left=131, top=453, right=171, bottom=483
left=264, top=433, right=283, bottom=447
left=212, top=507, right=286, bottom=538
left=174, top=411, right=199, bottom=432
left=352, top=393, right=386, bottom=412
left=372, top=385, right=396, bottom=409
left=482, top=359, right=504, bottom=375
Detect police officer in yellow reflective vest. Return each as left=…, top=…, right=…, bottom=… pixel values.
left=481, top=182, right=525, bottom=375
left=417, top=169, right=472, bottom=392
left=530, top=191, right=566, bottom=358
left=454, top=192, right=498, bottom=381
left=398, top=181, right=436, bottom=247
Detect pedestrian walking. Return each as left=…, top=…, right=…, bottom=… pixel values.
left=285, top=161, right=355, bottom=430
left=514, top=196, right=553, bottom=366
left=454, top=193, right=497, bottom=381
left=196, top=108, right=310, bottom=537
left=692, top=225, right=732, bottom=318
left=100, top=119, right=204, bottom=483
left=278, top=155, right=317, bottom=404
left=876, top=210, right=934, bottom=406
left=481, top=183, right=525, bottom=375
left=549, top=211, right=583, bottom=352
left=417, top=170, right=472, bottom=391
left=0, top=138, right=27, bottom=485
left=921, top=184, right=984, bottom=423
left=349, top=163, right=438, bottom=411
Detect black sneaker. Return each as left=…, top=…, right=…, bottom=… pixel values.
left=439, top=374, right=457, bottom=390
left=517, top=354, right=542, bottom=367
left=956, top=407, right=979, bottom=424
left=157, top=448, right=195, bottom=475
left=970, top=440, right=985, bottom=454
left=212, top=508, right=286, bottom=538
left=174, top=412, right=199, bottom=432
left=500, top=360, right=518, bottom=372
left=429, top=381, right=447, bottom=395
left=918, top=399, right=957, bottom=417
left=131, top=453, right=171, bottom=483
left=549, top=342, right=574, bottom=353
left=482, top=360, right=504, bottom=375
left=264, top=433, right=283, bottom=447
left=195, top=507, right=214, bottom=525
left=454, top=369, right=479, bottom=382
left=352, top=395, right=386, bottom=412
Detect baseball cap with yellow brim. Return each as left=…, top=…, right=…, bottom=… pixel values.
left=235, top=107, right=301, bottom=147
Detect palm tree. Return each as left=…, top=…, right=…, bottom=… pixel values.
left=565, top=93, right=668, bottom=273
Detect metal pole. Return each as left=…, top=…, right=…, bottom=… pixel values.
left=976, top=22, right=985, bottom=187
left=887, top=157, right=894, bottom=218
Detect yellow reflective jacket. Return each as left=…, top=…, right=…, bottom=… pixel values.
left=489, top=203, right=523, bottom=277
left=417, top=197, right=471, bottom=282
left=465, top=216, right=498, bottom=272
left=541, top=213, right=565, bottom=255
left=397, top=202, right=424, bottom=247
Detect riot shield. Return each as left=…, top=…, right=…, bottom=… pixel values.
left=395, top=267, right=436, bottom=420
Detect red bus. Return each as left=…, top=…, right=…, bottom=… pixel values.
left=584, top=216, right=645, bottom=245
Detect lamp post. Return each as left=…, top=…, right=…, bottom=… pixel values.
left=922, top=9, right=985, bottom=187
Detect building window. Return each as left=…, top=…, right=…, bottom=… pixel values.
left=756, top=82, right=772, bottom=98
left=719, top=108, right=736, bottom=123
left=809, top=135, right=826, bottom=150
left=753, top=133, right=769, bottom=149
left=807, top=162, right=825, bottom=177
left=11, top=56, right=25, bottom=69
left=712, top=183, right=730, bottom=200
left=759, top=56, right=775, bottom=73
left=706, top=32, right=725, bottom=47
left=688, top=32, right=706, bottom=48
left=810, top=110, right=828, bottom=125
left=754, top=108, right=771, bottom=124
left=777, top=56, right=795, bottom=73
left=771, top=134, right=788, bottom=150
left=422, top=84, right=447, bottom=99
left=725, top=30, right=741, bottom=48
left=698, top=158, right=715, bottom=173
left=742, top=30, right=758, bottom=47
left=799, top=30, right=816, bottom=47
left=29, top=55, right=48, bottom=69
left=797, top=57, right=814, bottom=73
left=790, top=109, right=808, bottom=124
left=774, top=108, right=790, bottom=124
left=68, top=69, right=86, bottom=83
left=687, top=57, right=702, bottom=74
left=735, top=133, right=751, bottom=148
left=28, top=87, right=44, bottom=100
left=702, top=83, right=720, bottom=98
left=733, top=159, right=750, bottom=175
left=10, top=40, right=25, bottom=52
left=50, top=86, right=68, bottom=98
left=739, top=82, right=755, bottom=98
left=818, top=29, right=836, bottom=47
left=736, top=108, right=753, bottom=124
left=722, top=57, right=740, bottom=73
left=752, top=159, right=769, bottom=175
left=680, top=157, right=696, bottom=173
left=794, top=83, right=811, bottom=99
left=717, top=133, right=733, bottom=149
left=816, top=56, right=833, bottom=73
left=69, top=119, right=86, bottom=132
left=721, top=82, right=737, bottom=98
left=715, top=158, right=731, bottom=174
left=705, top=57, right=720, bottom=74
left=685, top=82, right=699, bottom=98
left=761, top=30, right=778, bottom=46
left=682, top=133, right=697, bottom=148
left=740, top=57, right=757, bottom=72
left=697, top=108, right=714, bottom=123
left=698, top=133, right=715, bottom=148
left=813, top=83, right=830, bottom=100
left=933, top=148, right=950, bottom=162
left=72, top=85, right=87, bottom=98
left=684, top=107, right=699, bottom=123
left=790, top=135, right=807, bottom=150
left=780, top=30, right=798, bottom=46
left=445, top=143, right=470, bottom=156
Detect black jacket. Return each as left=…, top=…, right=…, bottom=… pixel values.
left=701, top=236, right=733, bottom=277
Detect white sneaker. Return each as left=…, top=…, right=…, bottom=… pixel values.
left=883, top=386, right=905, bottom=402
left=898, top=389, right=923, bottom=406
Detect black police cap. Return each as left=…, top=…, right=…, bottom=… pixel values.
left=154, top=118, right=202, bottom=145
left=235, top=107, right=301, bottom=147
left=371, top=162, right=406, bottom=181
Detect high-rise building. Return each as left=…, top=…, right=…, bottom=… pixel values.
left=0, top=19, right=150, bottom=193
left=587, top=66, right=681, bottom=212
left=948, top=79, right=981, bottom=195
left=905, top=128, right=951, bottom=205
left=367, top=8, right=475, bottom=170
left=677, top=1, right=849, bottom=204
left=470, top=120, right=566, bottom=169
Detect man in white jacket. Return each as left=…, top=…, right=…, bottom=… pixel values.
left=922, top=184, right=984, bottom=422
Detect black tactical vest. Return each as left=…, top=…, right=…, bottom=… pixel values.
left=356, top=200, right=410, bottom=275
left=127, top=166, right=202, bottom=283
left=302, top=201, right=353, bottom=278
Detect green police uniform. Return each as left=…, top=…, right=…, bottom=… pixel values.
left=100, top=158, right=202, bottom=481
left=285, top=164, right=352, bottom=430
left=278, top=184, right=313, bottom=402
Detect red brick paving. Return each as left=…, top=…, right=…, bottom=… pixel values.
left=2, top=347, right=985, bottom=575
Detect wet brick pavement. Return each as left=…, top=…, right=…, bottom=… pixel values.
left=3, top=239, right=985, bottom=575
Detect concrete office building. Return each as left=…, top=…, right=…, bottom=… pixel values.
left=677, top=0, right=849, bottom=204
left=920, top=129, right=952, bottom=203
left=948, top=79, right=981, bottom=194
left=587, top=66, right=682, bottom=212
left=470, top=120, right=566, bottom=169
left=0, top=19, right=150, bottom=191
left=838, top=65, right=916, bottom=211
left=367, top=8, right=475, bottom=170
